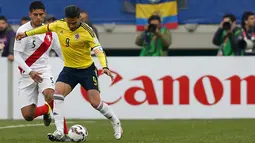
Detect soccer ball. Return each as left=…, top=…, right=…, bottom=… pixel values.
left=68, top=124, right=88, bottom=142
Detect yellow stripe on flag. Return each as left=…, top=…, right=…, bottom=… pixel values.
left=136, top=1, right=177, bottom=18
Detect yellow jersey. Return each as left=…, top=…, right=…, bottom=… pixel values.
left=25, top=20, right=107, bottom=69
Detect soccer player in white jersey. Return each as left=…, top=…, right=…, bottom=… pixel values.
left=13, top=1, right=68, bottom=131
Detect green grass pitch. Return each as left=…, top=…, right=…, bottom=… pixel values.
left=0, top=119, right=255, bottom=143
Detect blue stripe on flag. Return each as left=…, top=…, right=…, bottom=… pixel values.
left=161, top=15, right=178, bottom=24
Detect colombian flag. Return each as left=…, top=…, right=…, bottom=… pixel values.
left=136, top=0, right=178, bottom=31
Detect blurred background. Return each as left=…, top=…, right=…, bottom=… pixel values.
left=1, top=0, right=254, bottom=56
left=1, top=1, right=255, bottom=142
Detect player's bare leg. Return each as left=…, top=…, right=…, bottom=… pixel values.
left=21, top=89, right=53, bottom=127
left=88, top=89, right=123, bottom=140
left=21, top=104, right=37, bottom=121
left=47, top=82, right=71, bottom=142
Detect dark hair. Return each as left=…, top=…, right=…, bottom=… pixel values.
left=29, top=1, right=45, bottom=12
left=44, top=15, right=56, bottom=22
left=65, top=5, right=80, bottom=18
left=148, top=15, right=161, bottom=24
left=80, top=10, right=87, bottom=14
left=223, top=14, right=236, bottom=22
left=0, top=16, right=7, bottom=22
left=21, top=16, right=31, bottom=21
left=241, top=11, right=254, bottom=28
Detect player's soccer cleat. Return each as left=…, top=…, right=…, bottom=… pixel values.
left=43, top=103, right=52, bottom=126
left=47, top=130, right=65, bottom=142
left=112, top=122, right=123, bottom=140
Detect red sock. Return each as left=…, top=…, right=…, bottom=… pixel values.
left=48, top=100, right=54, bottom=109
left=64, top=118, right=68, bottom=134
left=34, top=104, right=49, bottom=118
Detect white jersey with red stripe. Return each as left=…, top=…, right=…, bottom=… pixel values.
left=14, top=22, right=61, bottom=73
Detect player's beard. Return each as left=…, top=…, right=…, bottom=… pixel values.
left=33, top=20, right=43, bottom=28
left=70, top=22, right=81, bottom=31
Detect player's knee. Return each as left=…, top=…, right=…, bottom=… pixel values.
left=21, top=105, right=35, bottom=121
left=91, top=102, right=99, bottom=109
left=43, top=89, right=54, bottom=102
left=55, top=82, right=72, bottom=96
left=22, top=112, right=34, bottom=121
left=87, top=90, right=101, bottom=108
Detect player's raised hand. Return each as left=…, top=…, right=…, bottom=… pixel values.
left=16, top=32, right=26, bottom=40
left=102, top=68, right=114, bottom=81
left=29, top=71, right=43, bottom=83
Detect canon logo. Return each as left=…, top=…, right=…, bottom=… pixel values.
left=81, top=70, right=255, bottom=106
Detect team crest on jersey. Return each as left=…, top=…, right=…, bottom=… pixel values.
left=46, top=35, right=52, bottom=42
left=74, top=33, right=80, bottom=40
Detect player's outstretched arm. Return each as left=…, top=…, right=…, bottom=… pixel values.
left=16, top=25, right=48, bottom=41
left=16, top=22, right=58, bottom=40
left=25, top=24, right=49, bottom=36
left=92, top=46, right=114, bottom=81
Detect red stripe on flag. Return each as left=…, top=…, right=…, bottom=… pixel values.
left=163, top=22, right=178, bottom=29
left=136, top=22, right=178, bottom=31
left=136, top=25, right=145, bottom=31
left=19, top=32, right=53, bottom=73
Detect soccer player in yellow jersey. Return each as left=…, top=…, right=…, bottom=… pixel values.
left=16, top=5, right=123, bottom=141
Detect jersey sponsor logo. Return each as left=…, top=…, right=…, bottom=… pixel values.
left=74, top=33, right=80, bottom=40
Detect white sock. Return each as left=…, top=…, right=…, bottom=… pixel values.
left=97, top=101, right=120, bottom=124
left=53, top=94, right=65, bottom=134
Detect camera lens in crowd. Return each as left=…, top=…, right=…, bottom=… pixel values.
left=222, top=21, right=232, bottom=30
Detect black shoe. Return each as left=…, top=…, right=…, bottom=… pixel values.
left=43, top=113, right=51, bottom=126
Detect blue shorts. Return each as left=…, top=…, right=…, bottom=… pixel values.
left=56, top=63, right=99, bottom=91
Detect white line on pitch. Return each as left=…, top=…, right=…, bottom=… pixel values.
left=0, top=120, right=96, bottom=130
left=0, top=121, right=74, bottom=130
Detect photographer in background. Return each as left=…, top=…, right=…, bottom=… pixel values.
left=135, top=15, right=172, bottom=56
left=212, top=14, right=243, bottom=56
left=238, top=11, right=255, bottom=55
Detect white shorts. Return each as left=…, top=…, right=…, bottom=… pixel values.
left=18, top=70, right=55, bottom=109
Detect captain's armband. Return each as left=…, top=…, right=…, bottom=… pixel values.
left=92, top=46, right=104, bottom=55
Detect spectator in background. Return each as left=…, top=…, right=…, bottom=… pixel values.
left=135, top=15, right=172, bottom=56
left=80, top=10, right=99, bottom=38
left=212, top=14, right=243, bottom=56
left=239, top=11, right=255, bottom=55
left=44, top=14, right=56, bottom=24
left=0, top=16, right=15, bottom=61
left=20, top=16, right=31, bottom=25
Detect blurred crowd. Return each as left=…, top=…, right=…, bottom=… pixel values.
left=0, top=10, right=99, bottom=61
left=212, top=11, right=255, bottom=56
left=1, top=10, right=255, bottom=61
